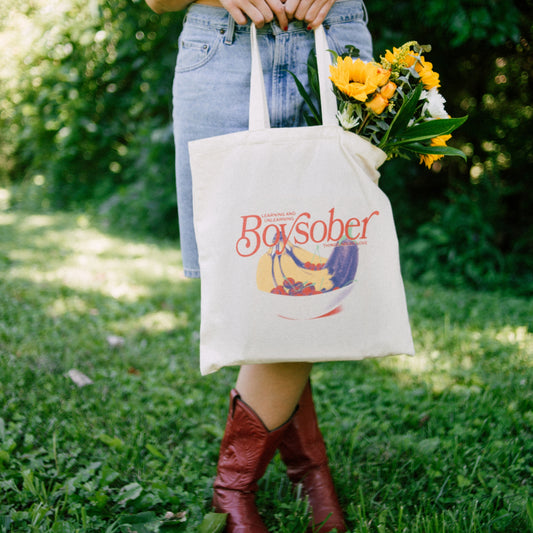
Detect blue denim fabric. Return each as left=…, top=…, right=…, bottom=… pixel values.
left=172, top=0, right=373, bottom=278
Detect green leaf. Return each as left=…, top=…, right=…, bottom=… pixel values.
left=0, top=516, right=11, bottom=531
left=198, top=513, right=227, bottom=533
left=286, top=69, right=321, bottom=125
left=390, top=116, right=469, bottom=146
left=327, top=48, right=339, bottom=61
left=380, top=83, right=424, bottom=147
left=303, top=114, right=317, bottom=126
left=457, top=474, right=472, bottom=488
left=145, top=443, right=166, bottom=459
left=117, top=482, right=143, bottom=504
left=97, top=434, right=125, bottom=450
left=402, top=143, right=467, bottom=160
left=308, top=64, right=320, bottom=104
left=526, top=499, right=533, bottom=529
left=307, top=48, right=320, bottom=105
left=117, top=512, right=157, bottom=525
left=343, top=44, right=360, bottom=58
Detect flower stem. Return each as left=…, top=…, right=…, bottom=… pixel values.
left=356, top=112, right=371, bottom=136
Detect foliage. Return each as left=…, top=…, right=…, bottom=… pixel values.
left=0, top=210, right=532, bottom=531
left=0, top=0, right=183, bottom=236
left=0, top=0, right=532, bottom=290
left=365, top=0, right=533, bottom=294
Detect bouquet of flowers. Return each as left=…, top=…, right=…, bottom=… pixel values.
left=291, top=41, right=468, bottom=167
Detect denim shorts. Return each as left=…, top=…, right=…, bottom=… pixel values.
left=172, top=0, right=373, bottom=278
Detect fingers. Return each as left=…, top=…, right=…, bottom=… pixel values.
left=283, top=0, right=301, bottom=20
left=220, top=0, right=274, bottom=27
left=221, top=0, right=335, bottom=30
left=305, top=0, right=336, bottom=28
left=265, top=0, right=289, bottom=30
left=285, top=0, right=336, bottom=29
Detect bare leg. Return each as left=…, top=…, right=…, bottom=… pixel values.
left=236, top=362, right=313, bottom=430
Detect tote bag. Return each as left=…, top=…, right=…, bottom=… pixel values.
left=189, top=25, right=414, bottom=375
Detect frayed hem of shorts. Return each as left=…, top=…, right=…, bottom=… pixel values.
left=183, top=268, right=201, bottom=279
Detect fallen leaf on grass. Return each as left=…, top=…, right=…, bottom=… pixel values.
left=107, top=334, right=125, bottom=348
left=163, top=511, right=187, bottom=522
left=67, top=369, right=93, bottom=387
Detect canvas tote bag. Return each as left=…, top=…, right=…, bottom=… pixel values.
left=189, top=25, right=415, bottom=375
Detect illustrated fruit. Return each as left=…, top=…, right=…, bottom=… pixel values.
left=322, top=239, right=359, bottom=290
left=256, top=234, right=359, bottom=296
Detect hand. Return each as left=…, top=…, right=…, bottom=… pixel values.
left=284, top=0, right=336, bottom=29
left=220, top=0, right=289, bottom=29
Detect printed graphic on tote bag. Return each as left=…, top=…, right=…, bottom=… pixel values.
left=236, top=207, right=380, bottom=320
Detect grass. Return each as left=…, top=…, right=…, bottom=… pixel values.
left=0, top=209, right=532, bottom=532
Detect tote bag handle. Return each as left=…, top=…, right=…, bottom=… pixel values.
left=249, top=24, right=338, bottom=130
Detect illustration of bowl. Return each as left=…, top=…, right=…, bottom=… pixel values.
left=256, top=238, right=358, bottom=320
left=264, top=283, right=354, bottom=320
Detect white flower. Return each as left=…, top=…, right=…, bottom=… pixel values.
left=337, top=104, right=360, bottom=130
left=421, top=88, right=448, bottom=119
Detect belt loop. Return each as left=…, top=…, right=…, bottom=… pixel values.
left=361, top=0, right=369, bottom=24
left=224, top=16, right=236, bottom=45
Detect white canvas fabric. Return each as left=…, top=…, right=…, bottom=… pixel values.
left=189, top=25, right=414, bottom=375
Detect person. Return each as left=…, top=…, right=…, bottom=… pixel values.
left=144, top=0, right=374, bottom=530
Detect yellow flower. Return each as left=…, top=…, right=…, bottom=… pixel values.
left=380, top=81, right=397, bottom=99
left=366, top=93, right=389, bottom=114
left=384, top=46, right=416, bottom=69
left=330, top=57, right=390, bottom=102
left=382, top=42, right=440, bottom=90
left=420, top=134, right=452, bottom=168
left=375, top=67, right=391, bottom=87
left=415, top=56, right=440, bottom=90
left=383, top=47, right=399, bottom=64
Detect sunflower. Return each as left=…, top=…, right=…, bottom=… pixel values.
left=329, top=56, right=391, bottom=102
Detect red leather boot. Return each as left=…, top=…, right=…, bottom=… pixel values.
left=279, top=381, right=347, bottom=533
left=213, top=389, right=291, bottom=533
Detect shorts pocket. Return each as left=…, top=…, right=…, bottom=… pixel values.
left=176, top=26, right=223, bottom=73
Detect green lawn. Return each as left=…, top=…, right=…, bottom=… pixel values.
left=0, top=210, right=532, bottom=532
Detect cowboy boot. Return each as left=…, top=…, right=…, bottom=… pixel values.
left=278, top=381, right=347, bottom=533
left=212, top=389, right=292, bottom=533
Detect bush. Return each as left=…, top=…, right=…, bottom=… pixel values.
left=368, top=0, right=533, bottom=294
